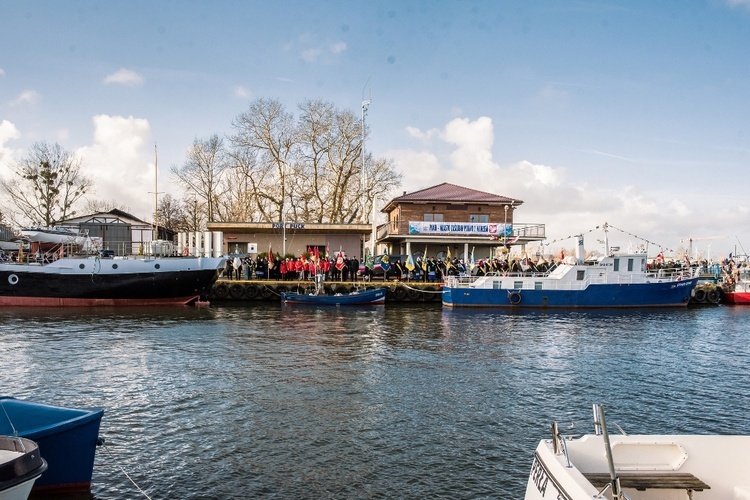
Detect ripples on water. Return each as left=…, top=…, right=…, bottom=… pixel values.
left=2, top=304, right=749, bottom=498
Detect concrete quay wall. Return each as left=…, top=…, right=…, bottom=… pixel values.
left=209, top=279, right=443, bottom=303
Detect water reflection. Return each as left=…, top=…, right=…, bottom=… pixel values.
left=1, top=304, right=749, bottom=498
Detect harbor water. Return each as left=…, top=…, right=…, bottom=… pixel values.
left=2, top=303, right=750, bottom=499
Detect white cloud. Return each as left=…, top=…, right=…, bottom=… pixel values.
left=0, top=120, right=21, bottom=178
left=77, top=115, right=154, bottom=219
left=10, top=90, right=41, bottom=107
left=286, top=34, right=347, bottom=63
left=234, top=85, right=250, bottom=98
left=301, top=48, right=323, bottom=63
left=103, top=68, right=144, bottom=86
left=0, top=68, right=5, bottom=77
left=388, top=115, right=746, bottom=258
left=330, top=41, right=347, bottom=54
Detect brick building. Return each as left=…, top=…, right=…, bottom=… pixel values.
left=375, top=183, right=545, bottom=262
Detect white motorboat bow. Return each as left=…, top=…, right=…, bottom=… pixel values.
left=525, top=404, right=750, bottom=499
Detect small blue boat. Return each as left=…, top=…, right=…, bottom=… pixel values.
left=281, top=287, right=387, bottom=305
left=0, top=397, right=104, bottom=495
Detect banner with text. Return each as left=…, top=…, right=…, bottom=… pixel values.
left=408, top=221, right=512, bottom=237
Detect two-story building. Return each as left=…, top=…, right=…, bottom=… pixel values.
left=376, top=183, right=545, bottom=262
left=200, top=182, right=545, bottom=263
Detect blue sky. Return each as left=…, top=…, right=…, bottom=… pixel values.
left=1, top=1, right=749, bottom=260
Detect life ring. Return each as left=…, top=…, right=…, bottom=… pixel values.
left=229, top=284, right=245, bottom=300
left=260, top=286, right=274, bottom=299
left=393, top=286, right=408, bottom=301
left=707, top=289, right=720, bottom=304
left=214, top=283, right=229, bottom=298
left=693, top=288, right=706, bottom=303
left=406, top=288, right=421, bottom=301
left=8, top=274, right=18, bottom=285
left=508, top=291, right=522, bottom=305
left=244, top=284, right=259, bottom=299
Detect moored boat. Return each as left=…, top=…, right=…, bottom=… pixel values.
left=0, top=255, right=224, bottom=306
left=0, top=436, right=47, bottom=500
left=281, top=286, right=387, bottom=305
left=443, top=229, right=698, bottom=308
left=525, top=404, right=750, bottom=499
left=722, top=265, right=750, bottom=304
left=0, top=397, right=102, bottom=495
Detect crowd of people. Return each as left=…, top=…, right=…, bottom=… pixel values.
left=220, top=253, right=362, bottom=282
left=218, top=251, right=566, bottom=283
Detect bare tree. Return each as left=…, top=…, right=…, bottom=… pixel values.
left=156, top=193, right=189, bottom=232
left=0, top=142, right=93, bottom=227
left=227, top=97, right=401, bottom=224
left=181, top=196, right=207, bottom=232
left=230, top=98, right=298, bottom=222
left=170, top=135, right=228, bottom=225
left=82, top=198, right=132, bottom=214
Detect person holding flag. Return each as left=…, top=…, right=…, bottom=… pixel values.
left=335, top=251, right=346, bottom=280
left=267, top=245, right=275, bottom=279
left=405, top=253, right=415, bottom=280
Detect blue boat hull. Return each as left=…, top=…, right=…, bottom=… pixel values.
left=0, top=397, right=103, bottom=494
left=442, top=278, right=699, bottom=308
left=281, top=287, right=387, bottom=305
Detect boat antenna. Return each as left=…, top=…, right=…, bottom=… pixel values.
left=153, top=143, right=159, bottom=241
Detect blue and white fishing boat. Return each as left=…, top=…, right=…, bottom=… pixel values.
left=0, top=397, right=103, bottom=495
left=442, top=228, right=699, bottom=308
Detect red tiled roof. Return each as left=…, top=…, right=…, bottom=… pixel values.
left=384, top=183, right=521, bottom=211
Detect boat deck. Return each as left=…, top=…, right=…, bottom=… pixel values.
left=583, top=472, right=711, bottom=492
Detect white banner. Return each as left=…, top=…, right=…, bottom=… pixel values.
left=408, top=221, right=512, bottom=236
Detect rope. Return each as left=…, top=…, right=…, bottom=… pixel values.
left=546, top=222, right=673, bottom=253
left=396, top=281, right=442, bottom=293
left=0, top=403, right=18, bottom=437
left=101, top=441, right=153, bottom=499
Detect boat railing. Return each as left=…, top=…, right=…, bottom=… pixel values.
left=446, top=267, right=694, bottom=289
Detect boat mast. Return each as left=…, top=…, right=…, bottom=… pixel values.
left=154, top=143, right=159, bottom=242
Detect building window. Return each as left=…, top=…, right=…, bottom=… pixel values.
left=424, top=213, right=444, bottom=222
left=469, top=214, right=489, bottom=223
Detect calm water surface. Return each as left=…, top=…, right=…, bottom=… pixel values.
left=2, top=303, right=750, bottom=499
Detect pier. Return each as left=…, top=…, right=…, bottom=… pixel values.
left=209, top=279, right=443, bottom=303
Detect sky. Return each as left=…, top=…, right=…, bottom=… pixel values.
left=1, top=0, right=749, bottom=261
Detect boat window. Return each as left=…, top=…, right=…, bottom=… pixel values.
left=628, top=258, right=634, bottom=271
left=613, top=258, right=620, bottom=272
left=155, top=263, right=161, bottom=269
left=534, top=282, right=542, bottom=290
left=576, top=270, right=585, bottom=280
left=513, top=281, right=523, bottom=289
left=79, top=264, right=85, bottom=269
